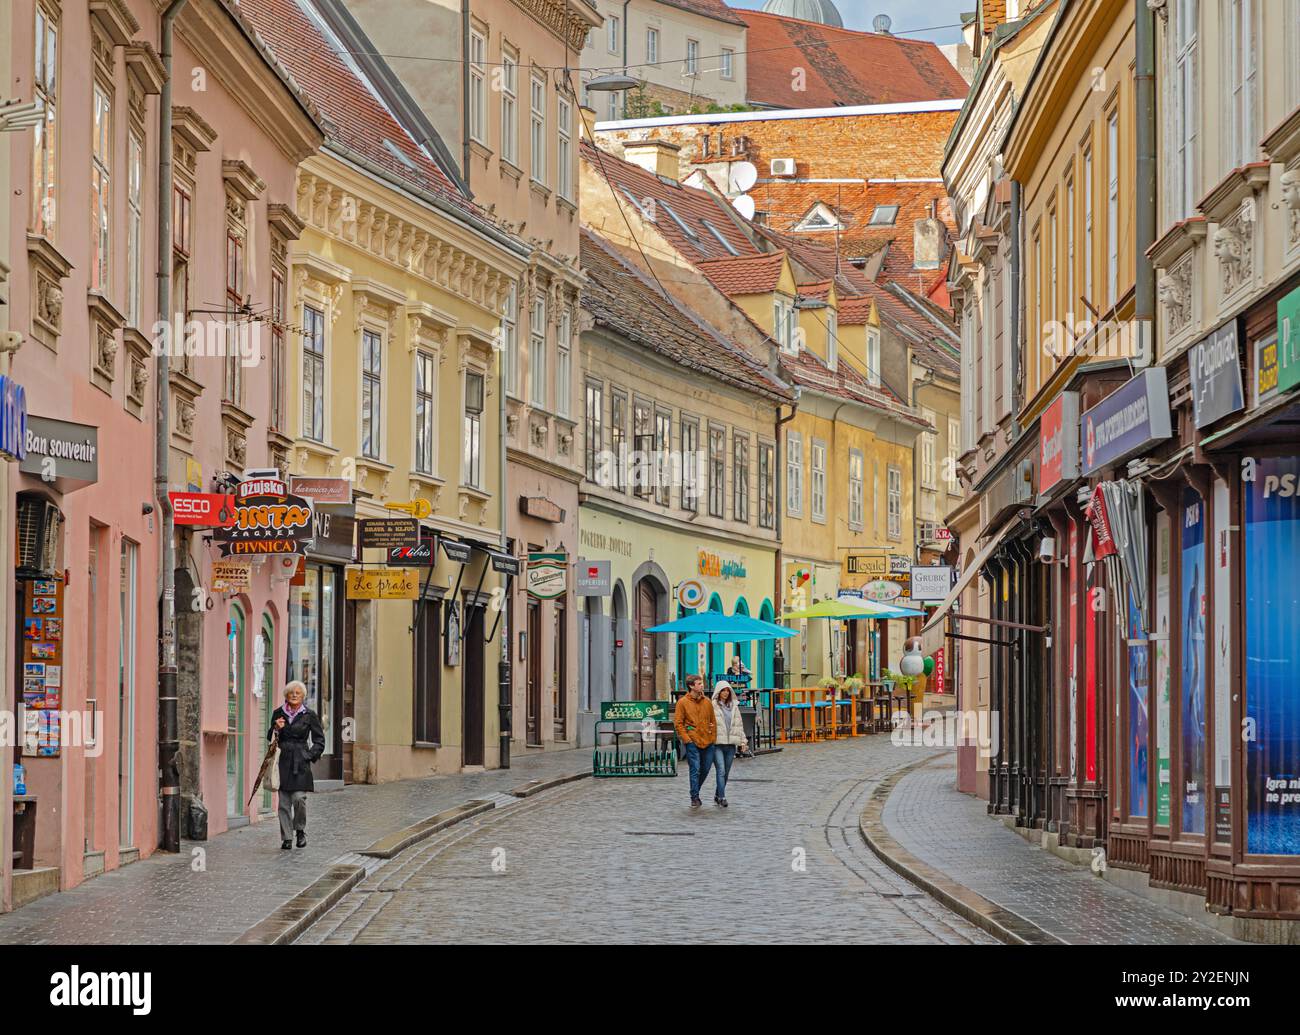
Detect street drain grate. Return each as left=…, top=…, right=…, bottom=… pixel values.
left=728, top=778, right=774, bottom=783
left=624, top=831, right=696, bottom=836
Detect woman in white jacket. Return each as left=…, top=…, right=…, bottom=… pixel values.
left=711, top=681, right=749, bottom=807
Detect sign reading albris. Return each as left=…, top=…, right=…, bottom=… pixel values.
left=1190, top=321, right=1245, bottom=428
left=20, top=416, right=99, bottom=485
left=1081, top=367, right=1172, bottom=476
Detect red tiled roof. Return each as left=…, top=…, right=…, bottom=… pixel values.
left=580, top=229, right=790, bottom=401
left=696, top=251, right=788, bottom=296
left=741, top=11, right=971, bottom=110
left=239, top=0, right=472, bottom=212
left=655, top=0, right=747, bottom=27
left=581, top=140, right=760, bottom=263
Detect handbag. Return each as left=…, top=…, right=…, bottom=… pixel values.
left=268, top=737, right=281, bottom=792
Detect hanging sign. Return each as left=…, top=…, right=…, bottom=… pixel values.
left=211, top=560, right=252, bottom=591
left=698, top=548, right=747, bottom=580
left=1190, top=321, right=1245, bottom=428
left=440, top=538, right=474, bottom=564
left=490, top=551, right=522, bottom=576
left=1081, top=367, right=1172, bottom=475
left=863, top=579, right=902, bottom=602
left=357, top=516, right=419, bottom=551
left=846, top=555, right=888, bottom=577
left=527, top=552, right=568, bottom=599
left=21, top=416, right=99, bottom=486
left=388, top=540, right=434, bottom=566
left=910, top=565, right=954, bottom=602
left=290, top=476, right=352, bottom=505
left=169, top=492, right=237, bottom=528
left=385, top=498, right=432, bottom=520
left=677, top=579, right=705, bottom=609
left=576, top=559, right=611, bottom=596
left=1040, top=391, right=1080, bottom=493
left=214, top=478, right=314, bottom=556
left=1278, top=284, right=1300, bottom=395
left=345, top=567, right=420, bottom=600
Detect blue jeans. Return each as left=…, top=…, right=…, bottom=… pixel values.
left=713, top=744, right=737, bottom=799
left=684, top=742, right=714, bottom=800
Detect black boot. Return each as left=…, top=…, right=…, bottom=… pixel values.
left=296, top=831, right=307, bottom=848
left=281, top=839, right=292, bottom=850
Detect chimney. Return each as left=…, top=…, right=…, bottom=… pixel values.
left=622, top=138, right=681, bottom=181
left=914, top=204, right=943, bottom=270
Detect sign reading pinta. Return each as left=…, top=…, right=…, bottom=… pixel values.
left=213, top=477, right=314, bottom=557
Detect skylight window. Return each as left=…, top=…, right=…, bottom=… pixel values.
left=793, top=202, right=842, bottom=232
left=869, top=205, right=899, bottom=226
left=659, top=199, right=698, bottom=240
left=383, top=138, right=419, bottom=171
left=703, top=221, right=739, bottom=256
left=619, top=187, right=655, bottom=222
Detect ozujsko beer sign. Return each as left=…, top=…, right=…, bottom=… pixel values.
left=214, top=478, right=314, bottom=557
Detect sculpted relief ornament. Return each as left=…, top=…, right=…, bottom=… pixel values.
left=1282, top=167, right=1300, bottom=247
left=1213, top=199, right=1254, bottom=297
left=1157, top=259, right=1192, bottom=337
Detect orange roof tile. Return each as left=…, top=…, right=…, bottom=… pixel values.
left=741, top=11, right=971, bottom=110
left=696, top=251, right=788, bottom=296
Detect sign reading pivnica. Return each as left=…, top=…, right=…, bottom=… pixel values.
left=600, top=700, right=670, bottom=721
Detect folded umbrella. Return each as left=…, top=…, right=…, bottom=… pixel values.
left=246, top=731, right=279, bottom=810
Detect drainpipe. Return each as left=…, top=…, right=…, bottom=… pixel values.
left=498, top=296, right=510, bottom=768
left=1009, top=179, right=1022, bottom=415
left=462, top=0, right=471, bottom=186
left=774, top=388, right=800, bottom=641
left=1134, top=0, right=1156, bottom=368
left=155, top=0, right=188, bottom=855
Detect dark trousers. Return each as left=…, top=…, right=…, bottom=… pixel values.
left=684, top=742, right=714, bottom=800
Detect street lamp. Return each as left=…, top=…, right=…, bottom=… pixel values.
left=0, top=99, right=45, bottom=133
left=583, top=73, right=638, bottom=93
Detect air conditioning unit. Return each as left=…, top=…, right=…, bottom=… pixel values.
left=770, top=158, right=796, bottom=177
left=16, top=495, right=63, bottom=575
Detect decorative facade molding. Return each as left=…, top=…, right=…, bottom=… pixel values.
left=124, top=40, right=166, bottom=94
left=89, top=0, right=139, bottom=46
left=172, top=106, right=217, bottom=154
left=27, top=234, right=72, bottom=352
left=507, top=0, right=593, bottom=52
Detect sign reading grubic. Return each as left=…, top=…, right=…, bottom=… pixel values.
left=575, top=559, right=611, bottom=596
left=527, top=552, right=568, bottom=599
left=357, top=517, right=419, bottom=552
left=21, top=416, right=99, bottom=485
left=910, top=566, right=955, bottom=602
left=600, top=700, right=669, bottom=722
left=1081, top=367, right=1173, bottom=475
left=1190, top=321, right=1245, bottom=428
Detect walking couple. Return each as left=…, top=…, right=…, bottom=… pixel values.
left=672, top=674, right=749, bottom=809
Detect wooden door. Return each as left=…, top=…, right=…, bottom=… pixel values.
left=342, top=600, right=356, bottom=783
left=463, top=598, right=486, bottom=766
left=526, top=598, right=542, bottom=746
left=636, top=581, right=657, bottom=701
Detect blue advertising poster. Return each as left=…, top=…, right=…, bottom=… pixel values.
left=1180, top=487, right=1207, bottom=835
left=1128, top=587, right=1149, bottom=818
left=1245, top=457, right=1300, bottom=854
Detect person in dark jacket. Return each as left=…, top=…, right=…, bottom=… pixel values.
left=268, top=680, right=325, bottom=849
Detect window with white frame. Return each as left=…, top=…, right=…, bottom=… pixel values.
left=681, top=416, right=698, bottom=510
left=848, top=449, right=863, bottom=530
left=920, top=407, right=937, bottom=489
left=530, top=74, right=547, bottom=185
left=733, top=433, right=749, bottom=523
left=530, top=295, right=547, bottom=407
left=469, top=30, right=486, bottom=144
left=708, top=425, right=725, bottom=517
left=887, top=465, right=902, bottom=540
left=584, top=380, right=603, bottom=481
left=633, top=399, right=652, bottom=498
left=501, top=48, right=518, bottom=164
left=1107, top=111, right=1119, bottom=306
left=1048, top=200, right=1058, bottom=358
left=1083, top=143, right=1094, bottom=307
left=607, top=91, right=620, bottom=121
left=503, top=283, right=519, bottom=396
left=557, top=96, right=573, bottom=201
left=866, top=327, right=881, bottom=385
left=685, top=39, right=699, bottom=75
left=608, top=14, right=620, bottom=53
left=1226, top=0, right=1257, bottom=171
left=811, top=439, right=826, bottom=522
left=786, top=430, right=803, bottom=516
left=827, top=311, right=838, bottom=371
left=464, top=371, right=484, bottom=488
left=126, top=129, right=143, bottom=327
left=612, top=390, right=628, bottom=492
left=91, top=81, right=112, bottom=295
left=947, top=416, right=962, bottom=496
left=415, top=350, right=436, bottom=475
left=1167, top=0, right=1198, bottom=225
left=655, top=409, right=672, bottom=507
left=302, top=304, right=326, bottom=441
left=758, top=441, right=775, bottom=529
left=721, top=48, right=734, bottom=79
left=557, top=308, right=572, bottom=416
left=646, top=27, right=658, bottom=63
left=361, top=328, right=383, bottom=459
left=32, top=4, right=57, bottom=238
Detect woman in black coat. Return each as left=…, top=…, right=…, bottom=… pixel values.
left=268, top=681, right=325, bottom=849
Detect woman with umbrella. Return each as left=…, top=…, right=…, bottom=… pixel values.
left=267, top=680, right=325, bottom=849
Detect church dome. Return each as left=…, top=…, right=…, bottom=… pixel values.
left=759, top=0, right=844, bottom=28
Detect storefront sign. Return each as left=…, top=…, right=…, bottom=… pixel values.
left=1086, top=487, right=1118, bottom=560
left=310, top=504, right=356, bottom=562
left=440, top=538, right=473, bottom=564
left=290, top=476, right=352, bottom=505
left=490, top=551, right=521, bottom=576
left=527, top=551, right=568, bottom=599
left=863, top=579, right=902, bottom=602
left=575, top=559, right=611, bottom=596
left=698, top=549, right=747, bottom=580
left=1254, top=333, right=1279, bottom=406
left=357, top=516, right=419, bottom=552
left=1081, top=367, right=1172, bottom=475
left=0, top=375, right=28, bottom=461
left=1278, top=284, right=1300, bottom=395
left=520, top=495, right=565, bottom=523
left=21, top=416, right=99, bottom=485
left=170, top=492, right=236, bottom=528
left=677, top=579, right=705, bottom=609
left=345, top=567, right=420, bottom=600
left=388, top=540, right=434, bottom=566
left=910, top=566, right=954, bottom=602
left=211, top=560, right=252, bottom=591
left=215, top=479, right=314, bottom=557
left=933, top=648, right=945, bottom=694
left=600, top=700, right=669, bottom=721
left=1039, top=391, right=1080, bottom=493
left=1190, top=322, right=1245, bottom=428
left=846, top=555, right=887, bottom=577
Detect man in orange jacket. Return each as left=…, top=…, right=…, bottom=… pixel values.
left=674, top=674, right=716, bottom=809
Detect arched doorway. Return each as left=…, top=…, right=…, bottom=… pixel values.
left=634, top=579, right=661, bottom=700
left=226, top=602, right=247, bottom=819
left=732, top=597, right=751, bottom=673
left=707, top=593, right=725, bottom=680
left=611, top=581, right=628, bottom=701
left=676, top=602, right=697, bottom=683
left=758, top=599, right=775, bottom=687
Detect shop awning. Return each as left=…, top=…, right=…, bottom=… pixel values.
left=919, top=515, right=1020, bottom=656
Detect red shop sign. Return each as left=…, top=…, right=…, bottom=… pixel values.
left=169, top=492, right=237, bottom=527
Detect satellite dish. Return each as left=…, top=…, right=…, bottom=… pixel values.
left=733, top=195, right=756, bottom=221
left=731, top=161, right=758, bottom=193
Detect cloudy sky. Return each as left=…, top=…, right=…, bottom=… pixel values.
left=729, top=0, right=970, bottom=44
